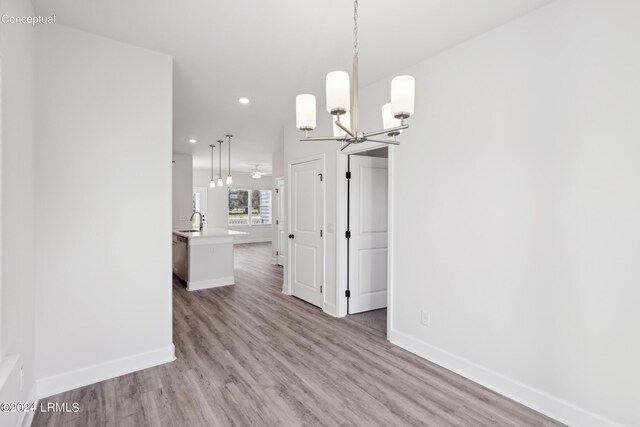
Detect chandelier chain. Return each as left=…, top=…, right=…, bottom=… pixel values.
left=353, top=0, right=358, bottom=56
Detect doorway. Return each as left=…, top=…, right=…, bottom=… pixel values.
left=192, top=187, right=208, bottom=228
left=288, top=156, right=325, bottom=308
left=336, top=144, right=393, bottom=336
left=347, top=148, right=389, bottom=315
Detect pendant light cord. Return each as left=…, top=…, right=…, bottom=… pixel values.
left=353, top=0, right=358, bottom=57
left=217, top=140, right=223, bottom=179
left=210, top=145, right=214, bottom=181
left=227, top=135, right=232, bottom=176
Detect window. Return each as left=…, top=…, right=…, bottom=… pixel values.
left=228, top=188, right=272, bottom=226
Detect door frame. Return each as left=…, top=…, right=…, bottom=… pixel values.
left=336, top=143, right=395, bottom=338
left=285, top=154, right=326, bottom=309
left=192, top=186, right=208, bottom=228
left=274, top=176, right=285, bottom=266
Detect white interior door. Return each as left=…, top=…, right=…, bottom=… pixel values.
left=276, top=178, right=285, bottom=266
left=290, top=159, right=323, bottom=307
left=348, top=155, right=388, bottom=314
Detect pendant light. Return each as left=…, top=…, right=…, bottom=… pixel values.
left=208, top=144, right=216, bottom=188
left=295, top=0, right=415, bottom=150
left=216, top=140, right=224, bottom=187
left=225, top=134, right=233, bottom=185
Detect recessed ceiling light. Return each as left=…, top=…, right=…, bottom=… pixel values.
left=189, top=138, right=197, bottom=143
left=238, top=97, right=250, bottom=104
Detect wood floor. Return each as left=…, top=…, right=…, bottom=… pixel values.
left=33, top=243, right=562, bottom=426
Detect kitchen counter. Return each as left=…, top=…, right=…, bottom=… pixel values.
left=172, top=228, right=246, bottom=239
left=172, top=228, right=247, bottom=291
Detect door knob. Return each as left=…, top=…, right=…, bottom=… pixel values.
left=289, top=234, right=294, bottom=239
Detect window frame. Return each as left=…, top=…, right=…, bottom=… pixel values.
left=227, top=187, right=272, bottom=227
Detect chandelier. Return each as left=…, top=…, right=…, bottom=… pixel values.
left=295, top=0, right=415, bottom=150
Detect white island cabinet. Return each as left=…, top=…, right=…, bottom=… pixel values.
left=172, top=228, right=247, bottom=291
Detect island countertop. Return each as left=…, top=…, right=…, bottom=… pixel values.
left=172, top=228, right=248, bottom=239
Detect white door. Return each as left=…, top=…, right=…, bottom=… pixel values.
left=276, top=178, right=285, bottom=266
left=348, top=155, right=388, bottom=314
left=290, top=159, right=323, bottom=307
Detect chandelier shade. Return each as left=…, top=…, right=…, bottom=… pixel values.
left=390, top=75, right=415, bottom=119
left=382, top=103, right=402, bottom=135
left=296, top=94, right=317, bottom=131
left=326, top=71, right=350, bottom=115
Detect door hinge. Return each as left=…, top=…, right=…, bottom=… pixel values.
left=276, top=219, right=279, bottom=224
left=345, top=290, right=351, bottom=298
left=276, top=251, right=279, bottom=256
left=276, top=188, right=279, bottom=193
left=345, top=230, right=351, bottom=239
left=320, top=229, right=323, bottom=237
left=318, top=173, right=323, bottom=181
left=320, top=285, right=323, bottom=293
left=346, top=171, right=352, bottom=179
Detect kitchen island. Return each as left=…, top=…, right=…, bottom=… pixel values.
left=172, top=228, right=247, bottom=291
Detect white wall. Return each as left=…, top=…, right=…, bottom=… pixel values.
left=35, top=24, right=174, bottom=397
left=0, top=0, right=38, bottom=424
left=284, top=1, right=640, bottom=425
left=173, top=153, right=193, bottom=230
left=193, top=169, right=274, bottom=243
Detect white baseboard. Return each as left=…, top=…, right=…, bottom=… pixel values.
left=389, top=329, right=622, bottom=427
left=37, top=344, right=175, bottom=399
left=187, top=276, right=234, bottom=291
left=234, top=238, right=272, bottom=244
left=323, top=302, right=337, bottom=317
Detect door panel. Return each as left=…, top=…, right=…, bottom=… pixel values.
left=349, top=155, right=388, bottom=314
left=290, top=158, right=323, bottom=307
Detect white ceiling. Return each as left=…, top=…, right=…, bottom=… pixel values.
left=33, top=0, right=554, bottom=173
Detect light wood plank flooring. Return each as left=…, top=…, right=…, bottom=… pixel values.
left=33, top=243, right=562, bottom=426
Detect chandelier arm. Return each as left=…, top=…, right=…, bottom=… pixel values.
left=364, top=125, right=409, bottom=139
left=340, top=141, right=354, bottom=151
left=364, top=138, right=400, bottom=146
left=335, top=120, right=354, bottom=137
left=301, top=136, right=348, bottom=142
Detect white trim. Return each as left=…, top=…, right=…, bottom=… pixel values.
left=387, top=146, right=396, bottom=337
left=233, top=237, right=272, bottom=244
left=187, top=276, right=234, bottom=291
left=389, top=329, right=622, bottom=427
left=270, top=256, right=277, bottom=264
left=37, top=345, right=175, bottom=399
left=323, top=302, right=337, bottom=317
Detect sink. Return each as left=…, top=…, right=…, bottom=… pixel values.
left=178, top=229, right=201, bottom=233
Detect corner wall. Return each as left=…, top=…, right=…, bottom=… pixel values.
left=35, top=24, right=174, bottom=397
left=0, top=0, right=38, bottom=425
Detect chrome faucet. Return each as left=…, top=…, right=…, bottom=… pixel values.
left=190, top=211, right=205, bottom=231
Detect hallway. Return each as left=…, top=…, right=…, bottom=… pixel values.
left=34, top=243, right=561, bottom=426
